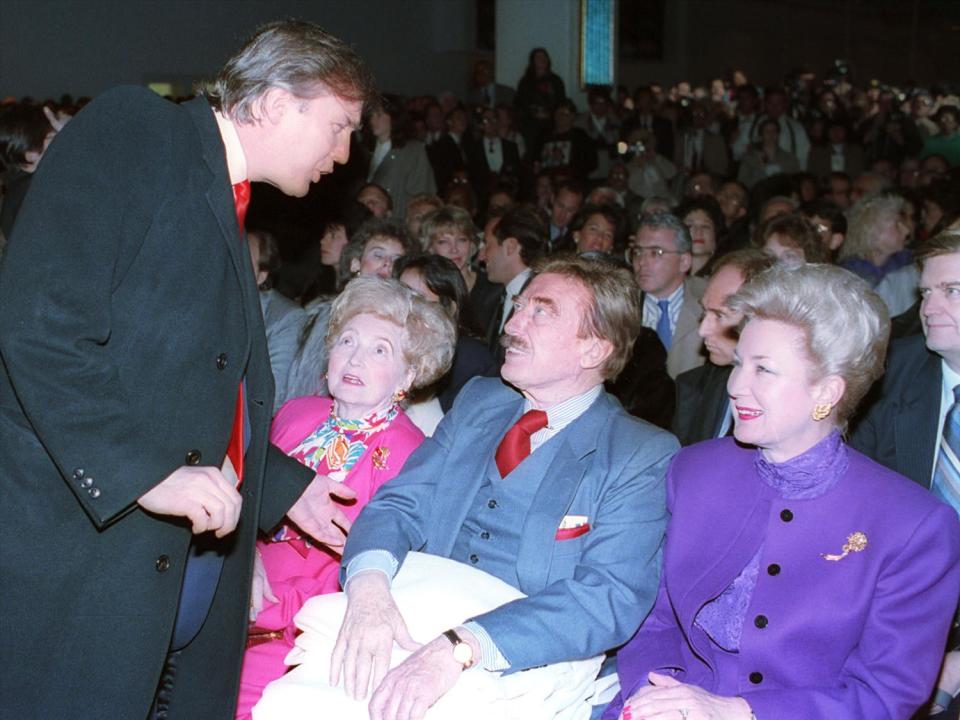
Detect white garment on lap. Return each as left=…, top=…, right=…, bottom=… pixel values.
left=253, top=552, right=604, bottom=720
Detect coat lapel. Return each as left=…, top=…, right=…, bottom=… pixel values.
left=513, top=394, right=609, bottom=593
left=183, top=97, right=254, bottom=372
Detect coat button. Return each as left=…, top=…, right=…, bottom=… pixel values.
left=767, top=563, right=781, bottom=576
left=81, top=477, right=94, bottom=488
left=754, top=614, right=768, bottom=629
left=487, top=499, right=498, bottom=509
left=216, top=353, right=228, bottom=370
left=480, top=531, right=490, bottom=540
left=469, top=554, right=479, bottom=564
left=155, top=555, right=170, bottom=572
left=780, top=509, right=793, bottom=522
left=749, top=671, right=763, bottom=684
left=185, top=450, right=202, bottom=465
left=72, top=468, right=85, bottom=480
left=88, top=487, right=101, bottom=499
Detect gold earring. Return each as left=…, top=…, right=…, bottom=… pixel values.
left=392, top=389, right=408, bottom=403
left=811, top=403, right=832, bottom=421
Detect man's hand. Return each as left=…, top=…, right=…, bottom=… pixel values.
left=368, top=633, right=468, bottom=720
left=286, top=473, right=358, bottom=551
left=931, top=650, right=960, bottom=715
left=136, top=461, right=242, bottom=537
left=330, top=571, right=420, bottom=700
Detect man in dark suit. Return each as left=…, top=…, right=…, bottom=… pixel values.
left=851, top=231, right=960, bottom=718
left=0, top=21, right=376, bottom=719
left=672, top=249, right=775, bottom=445
left=477, top=204, right=546, bottom=356
left=428, top=105, right=470, bottom=192
left=466, top=107, right=521, bottom=203
left=466, top=59, right=515, bottom=110
left=331, top=255, right=675, bottom=719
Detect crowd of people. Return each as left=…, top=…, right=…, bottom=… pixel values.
left=1, top=18, right=960, bottom=720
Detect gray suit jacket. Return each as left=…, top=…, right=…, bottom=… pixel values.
left=369, top=139, right=436, bottom=218
left=343, top=377, right=676, bottom=670
left=259, top=289, right=306, bottom=413
left=645, top=276, right=707, bottom=379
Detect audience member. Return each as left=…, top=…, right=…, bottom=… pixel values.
left=331, top=254, right=676, bottom=718
left=477, top=204, right=547, bottom=353
left=851, top=230, right=960, bottom=718
left=672, top=249, right=776, bottom=445
left=356, top=182, right=393, bottom=218
left=753, top=212, right=828, bottom=263
left=287, top=218, right=416, bottom=400
left=235, top=277, right=455, bottom=718
left=839, top=193, right=912, bottom=286
left=629, top=212, right=706, bottom=377
left=606, top=262, right=960, bottom=720
left=362, top=96, right=436, bottom=220
left=394, top=253, right=497, bottom=413
left=675, top=195, right=724, bottom=275
left=249, top=229, right=307, bottom=412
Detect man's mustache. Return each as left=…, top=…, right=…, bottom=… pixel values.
left=500, top=334, right=530, bottom=352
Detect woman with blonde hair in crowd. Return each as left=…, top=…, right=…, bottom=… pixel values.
left=605, top=262, right=960, bottom=720
left=839, top=193, right=912, bottom=286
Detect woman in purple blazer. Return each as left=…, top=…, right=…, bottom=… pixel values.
left=605, top=263, right=960, bottom=720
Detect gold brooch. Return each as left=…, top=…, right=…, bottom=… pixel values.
left=822, top=531, right=868, bottom=561
left=372, top=446, right=390, bottom=470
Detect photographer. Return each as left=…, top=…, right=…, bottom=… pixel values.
left=623, top=127, right=678, bottom=204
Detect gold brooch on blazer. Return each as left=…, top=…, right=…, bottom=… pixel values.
left=821, top=531, right=868, bottom=561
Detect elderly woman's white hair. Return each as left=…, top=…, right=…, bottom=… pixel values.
left=325, top=276, right=456, bottom=391
left=728, top=262, right=890, bottom=428
left=839, top=193, right=906, bottom=262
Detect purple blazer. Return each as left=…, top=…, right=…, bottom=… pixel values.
left=605, top=438, right=960, bottom=720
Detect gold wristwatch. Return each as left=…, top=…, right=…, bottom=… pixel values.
left=442, top=628, right=475, bottom=669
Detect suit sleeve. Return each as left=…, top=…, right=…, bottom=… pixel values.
left=339, top=389, right=464, bottom=582
left=472, top=432, right=676, bottom=671
left=0, top=90, right=182, bottom=527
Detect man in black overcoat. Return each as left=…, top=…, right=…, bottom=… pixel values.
left=0, top=21, right=376, bottom=718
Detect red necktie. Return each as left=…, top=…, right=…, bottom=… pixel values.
left=225, top=180, right=251, bottom=487
left=232, top=179, right=251, bottom=233
left=495, top=410, right=548, bottom=478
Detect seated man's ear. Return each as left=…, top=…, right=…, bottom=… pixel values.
left=578, top=337, right=614, bottom=372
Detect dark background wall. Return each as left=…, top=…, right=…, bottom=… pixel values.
left=3, top=0, right=959, bottom=103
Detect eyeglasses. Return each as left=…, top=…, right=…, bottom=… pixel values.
left=626, top=245, right=684, bottom=263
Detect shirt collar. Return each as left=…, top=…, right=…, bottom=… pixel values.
left=214, top=110, right=248, bottom=185
left=942, top=358, right=960, bottom=396
left=505, top=267, right=531, bottom=297
left=523, top=384, right=603, bottom=431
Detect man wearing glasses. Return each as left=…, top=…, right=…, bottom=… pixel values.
left=627, top=212, right=706, bottom=378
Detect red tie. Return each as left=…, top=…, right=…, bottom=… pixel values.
left=495, top=410, right=548, bottom=478
left=232, top=179, right=251, bottom=233
left=226, top=180, right=251, bottom=487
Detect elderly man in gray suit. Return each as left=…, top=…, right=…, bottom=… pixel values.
left=329, top=254, right=677, bottom=720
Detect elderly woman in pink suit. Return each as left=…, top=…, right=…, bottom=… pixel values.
left=235, top=277, right=456, bottom=719
left=605, top=263, right=960, bottom=720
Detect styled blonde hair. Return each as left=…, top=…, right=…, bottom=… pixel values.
left=326, top=277, right=456, bottom=390
left=728, top=262, right=890, bottom=428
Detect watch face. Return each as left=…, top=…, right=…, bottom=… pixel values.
left=452, top=642, right=473, bottom=666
